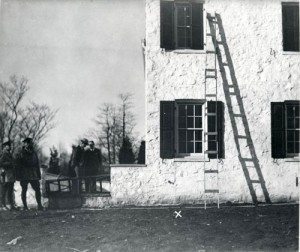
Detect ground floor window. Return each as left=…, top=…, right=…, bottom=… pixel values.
left=271, top=100, right=300, bottom=158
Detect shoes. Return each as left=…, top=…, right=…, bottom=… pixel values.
left=37, top=205, right=44, bottom=211
left=10, top=206, right=18, bottom=211
left=22, top=206, right=29, bottom=211
left=0, top=206, right=8, bottom=211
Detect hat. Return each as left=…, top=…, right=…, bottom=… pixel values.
left=2, top=140, right=11, bottom=147
left=22, top=137, right=33, bottom=144
left=81, top=138, right=88, bottom=145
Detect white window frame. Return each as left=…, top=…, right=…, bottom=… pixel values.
left=175, top=99, right=205, bottom=158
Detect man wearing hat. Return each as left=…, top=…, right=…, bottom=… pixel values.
left=16, top=137, right=43, bottom=210
left=0, top=140, right=17, bottom=210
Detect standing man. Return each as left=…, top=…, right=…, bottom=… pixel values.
left=16, top=138, right=43, bottom=211
left=83, top=140, right=102, bottom=193
left=0, top=140, right=17, bottom=211
left=69, top=139, right=88, bottom=194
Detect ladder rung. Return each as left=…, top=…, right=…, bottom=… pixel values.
left=205, top=69, right=216, bottom=72
left=237, top=135, right=247, bottom=139
left=205, top=150, right=218, bottom=154
left=206, top=94, right=217, bottom=98
left=206, top=113, right=217, bottom=116
left=233, top=114, right=243, bottom=117
left=206, top=50, right=216, bottom=54
left=206, top=33, right=213, bottom=36
left=222, top=63, right=229, bottom=66
left=205, top=132, right=218, bottom=136
left=205, top=75, right=217, bottom=79
left=250, top=180, right=261, bottom=183
left=229, top=92, right=236, bottom=95
left=241, top=158, right=254, bottom=162
left=205, top=189, right=219, bottom=193
left=228, top=85, right=235, bottom=88
left=204, top=170, right=218, bottom=174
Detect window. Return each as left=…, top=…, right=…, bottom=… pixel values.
left=282, top=2, right=299, bottom=52
left=161, top=0, right=204, bottom=50
left=271, top=101, right=300, bottom=158
left=160, top=100, right=224, bottom=159
left=176, top=103, right=203, bottom=155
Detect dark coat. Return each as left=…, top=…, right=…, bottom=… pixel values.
left=70, top=145, right=85, bottom=177
left=0, top=150, right=15, bottom=183
left=16, top=147, right=41, bottom=181
left=83, top=148, right=102, bottom=176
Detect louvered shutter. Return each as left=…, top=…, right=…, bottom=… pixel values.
left=271, top=102, right=286, bottom=158
left=282, top=4, right=299, bottom=52
left=207, top=101, right=224, bottom=159
left=161, top=1, right=174, bottom=50
left=160, top=101, right=175, bottom=158
left=191, top=2, right=204, bottom=50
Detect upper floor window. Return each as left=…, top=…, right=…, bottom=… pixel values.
left=160, top=1, right=204, bottom=50
left=282, top=2, right=299, bottom=52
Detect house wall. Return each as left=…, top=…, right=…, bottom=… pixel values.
left=108, top=0, right=300, bottom=206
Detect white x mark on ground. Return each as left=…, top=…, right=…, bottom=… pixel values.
left=174, top=210, right=182, bottom=218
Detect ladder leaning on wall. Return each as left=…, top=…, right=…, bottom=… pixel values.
left=203, top=12, right=220, bottom=209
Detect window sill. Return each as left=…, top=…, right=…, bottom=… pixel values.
left=174, top=157, right=209, bottom=162
left=285, top=157, right=300, bottom=162
left=282, top=51, right=300, bottom=55
left=172, top=49, right=206, bottom=54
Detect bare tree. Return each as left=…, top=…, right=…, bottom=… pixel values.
left=17, top=102, right=58, bottom=145
left=119, top=92, right=135, bottom=141
left=0, top=75, right=29, bottom=145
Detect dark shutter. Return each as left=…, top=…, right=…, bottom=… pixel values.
left=282, top=3, right=299, bottom=52
left=207, top=101, right=224, bottom=159
left=271, top=102, right=286, bottom=158
left=191, top=2, right=204, bottom=50
left=161, top=1, right=174, bottom=50
left=160, top=101, right=175, bottom=158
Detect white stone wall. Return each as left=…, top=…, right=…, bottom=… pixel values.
left=105, top=0, right=300, bottom=206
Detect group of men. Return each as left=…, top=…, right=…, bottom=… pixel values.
left=0, top=138, right=43, bottom=211
left=69, top=138, right=102, bottom=193
left=0, top=137, right=103, bottom=211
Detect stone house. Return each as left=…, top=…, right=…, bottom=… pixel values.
left=107, top=0, right=299, bottom=207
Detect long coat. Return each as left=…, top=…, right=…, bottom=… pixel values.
left=83, top=148, right=102, bottom=176
left=16, top=147, right=41, bottom=181
left=0, top=150, right=15, bottom=183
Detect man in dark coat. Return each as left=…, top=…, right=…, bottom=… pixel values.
left=72, top=138, right=88, bottom=178
left=0, top=140, right=17, bottom=210
left=16, top=138, right=43, bottom=211
left=83, top=141, right=102, bottom=192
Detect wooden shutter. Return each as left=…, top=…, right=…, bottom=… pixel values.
left=191, top=2, right=204, bottom=50
left=160, top=101, right=175, bottom=159
left=161, top=1, right=174, bottom=50
left=271, top=102, right=286, bottom=158
left=207, top=101, right=224, bottom=159
left=282, top=3, right=299, bottom=51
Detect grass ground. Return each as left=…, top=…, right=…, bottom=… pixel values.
left=0, top=204, right=298, bottom=251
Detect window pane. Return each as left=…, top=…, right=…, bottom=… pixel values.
left=187, top=117, right=194, bottom=128
left=287, top=118, right=294, bottom=129
left=179, top=142, right=186, bottom=153
left=295, top=118, right=300, bottom=128
left=195, top=142, right=202, bottom=153
left=179, top=130, right=186, bottom=142
left=187, top=105, right=194, bottom=115
left=187, top=142, right=194, bottom=153
left=195, top=105, right=202, bottom=116
left=287, top=131, right=294, bottom=141
left=195, top=130, right=202, bottom=141
left=179, top=116, right=186, bottom=128
left=287, top=142, right=294, bottom=153
left=295, top=142, right=300, bottom=153
left=187, top=130, right=194, bottom=141
left=195, top=117, right=202, bottom=128
left=295, top=130, right=300, bottom=141
left=286, top=105, right=294, bottom=117
left=178, top=105, right=186, bottom=116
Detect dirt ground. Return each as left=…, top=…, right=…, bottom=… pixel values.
left=0, top=204, right=298, bottom=251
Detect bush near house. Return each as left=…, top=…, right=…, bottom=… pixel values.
left=119, top=136, right=135, bottom=164
left=137, top=140, right=145, bottom=164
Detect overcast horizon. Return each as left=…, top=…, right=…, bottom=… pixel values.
left=0, top=0, right=145, bottom=154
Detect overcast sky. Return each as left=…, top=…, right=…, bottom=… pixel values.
left=0, top=0, right=145, bottom=153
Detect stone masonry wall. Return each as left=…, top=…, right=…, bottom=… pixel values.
left=105, top=0, right=300, bottom=206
